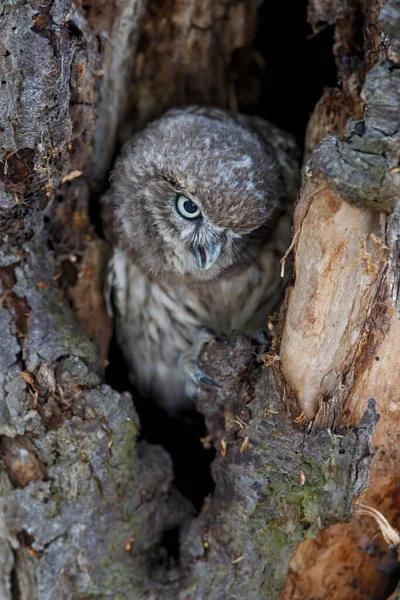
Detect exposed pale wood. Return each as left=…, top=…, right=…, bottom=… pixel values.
left=279, top=184, right=387, bottom=425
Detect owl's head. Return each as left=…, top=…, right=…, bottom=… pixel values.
left=112, top=109, right=282, bottom=282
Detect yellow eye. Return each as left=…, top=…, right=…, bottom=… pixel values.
left=176, top=194, right=201, bottom=220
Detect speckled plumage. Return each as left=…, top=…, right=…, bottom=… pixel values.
left=106, top=106, right=299, bottom=412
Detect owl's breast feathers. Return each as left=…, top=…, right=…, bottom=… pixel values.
left=109, top=209, right=292, bottom=410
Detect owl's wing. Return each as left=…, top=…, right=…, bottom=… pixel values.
left=100, top=187, right=120, bottom=247
left=163, top=106, right=300, bottom=203
left=103, top=247, right=116, bottom=318
left=101, top=188, right=124, bottom=318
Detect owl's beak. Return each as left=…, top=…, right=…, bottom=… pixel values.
left=192, top=242, right=223, bottom=270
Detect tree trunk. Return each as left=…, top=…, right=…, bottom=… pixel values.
left=0, top=1, right=399, bottom=599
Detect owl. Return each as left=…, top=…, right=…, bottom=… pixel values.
left=106, top=106, right=299, bottom=413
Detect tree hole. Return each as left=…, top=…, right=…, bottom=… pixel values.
left=101, top=0, right=337, bottom=570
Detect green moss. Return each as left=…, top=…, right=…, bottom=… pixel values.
left=287, top=484, right=323, bottom=539
left=254, top=518, right=289, bottom=556
left=112, top=419, right=138, bottom=480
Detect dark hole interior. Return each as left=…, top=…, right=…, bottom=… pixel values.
left=104, top=0, right=337, bottom=563
left=258, top=3, right=337, bottom=145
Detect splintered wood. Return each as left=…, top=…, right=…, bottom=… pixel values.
left=279, top=183, right=388, bottom=427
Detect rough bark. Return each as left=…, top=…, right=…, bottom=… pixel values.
left=0, top=0, right=399, bottom=599
left=280, top=0, right=400, bottom=597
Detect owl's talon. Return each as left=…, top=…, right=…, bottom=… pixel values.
left=196, top=373, right=220, bottom=388
left=179, top=328, right=220, bottom=396
left=202, top=327, right=223, bottom=341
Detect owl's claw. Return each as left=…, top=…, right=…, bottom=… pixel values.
left=199, top=326, right=223, bottom=341
left=196, top=372, right=220, bottom=388
left=179, top=328, right=220, bottom=395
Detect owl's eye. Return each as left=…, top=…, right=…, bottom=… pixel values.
left=175, top=194, right=201, bottom=220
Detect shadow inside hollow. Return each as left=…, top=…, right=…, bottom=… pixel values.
left=250, top=1, right=337, bottom=146
left=105, top=332, right=215, bottom=513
